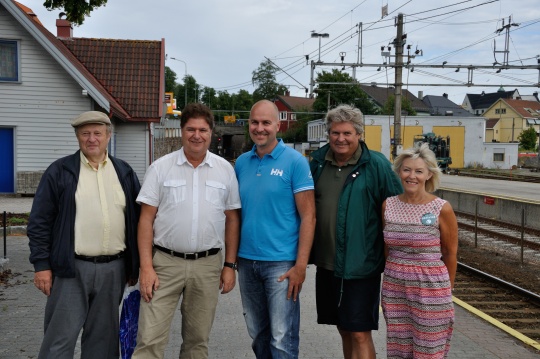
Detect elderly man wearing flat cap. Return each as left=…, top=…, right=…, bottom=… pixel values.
left=28, top=111, right=141, bottom=359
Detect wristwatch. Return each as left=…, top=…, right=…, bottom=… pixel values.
left=223, top=261, right=238, bottom=270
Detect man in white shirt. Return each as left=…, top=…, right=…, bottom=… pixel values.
left=133, top=103, right=241, bottom=359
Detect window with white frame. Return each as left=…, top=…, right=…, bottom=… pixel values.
left=0, top=40, right=19, bottom=82
left=493, top=148, right=505, bottom=162
left=279, top=112, right=287, bottom=121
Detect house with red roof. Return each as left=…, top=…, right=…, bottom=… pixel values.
left=273, top=91, right=315, bottom=132
left=0, top=0, right=165, bottom=193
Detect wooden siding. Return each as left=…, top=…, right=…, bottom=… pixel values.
left=0, top=4, right=92, bottom=174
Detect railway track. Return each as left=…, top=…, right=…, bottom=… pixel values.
left=454, top=263, right=540, bottom=342
left=456, top=170, right=540, bottom=183
left=456, top=211, right=540, bottom=251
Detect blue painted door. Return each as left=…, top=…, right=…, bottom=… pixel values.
left=0, top=128, right=14, bottom=193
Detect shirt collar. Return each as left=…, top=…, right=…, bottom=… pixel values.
left=177, top=148, right=213, bottom=168
left=249, top=138, right=286, bottom=159
left=80, top=150, right=109, bottom=168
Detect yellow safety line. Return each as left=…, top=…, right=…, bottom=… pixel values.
left=453, top=296, right=540, bottom=351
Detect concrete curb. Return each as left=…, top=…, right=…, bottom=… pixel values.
left=0, top=226, right=27, bottom=236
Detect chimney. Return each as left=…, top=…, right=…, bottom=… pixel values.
left=443, top=93, right=448, bottom=99
left=285, top=90, right=290, bottom=96
left=418, top=91, right=423, bottom=100
left=56, top=18, right=73, bottom=39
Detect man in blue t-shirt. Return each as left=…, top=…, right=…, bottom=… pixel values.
left=235, top=100, right=315, bottom=358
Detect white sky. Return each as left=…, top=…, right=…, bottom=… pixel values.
left=20, top=0, right=540, bottom=105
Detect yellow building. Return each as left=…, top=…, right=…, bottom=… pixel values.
left=484, top=99, right=540, bottom=143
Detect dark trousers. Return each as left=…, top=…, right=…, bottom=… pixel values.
left=38, top=258, right=125, bottom=359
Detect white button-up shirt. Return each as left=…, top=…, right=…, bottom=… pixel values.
left=136, top=148, right=241, bottom=253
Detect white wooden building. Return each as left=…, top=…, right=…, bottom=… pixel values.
left=0, top=0, right=164, bottom=193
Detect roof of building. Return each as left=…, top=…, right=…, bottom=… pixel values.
left=274, top=94, right=315, bottom=111
left=422, top=95, right=475, bottom=117
left=485, top=118, right=500, bottom=129
left=358, top=84, right=430, bottom=113
left=503, top=99, right=540, bottom=118
left=465, top=89, right=517, bottom=110
left=61, top=38, right=163, bottom=120
left=11, top=0, right=163, bottom=122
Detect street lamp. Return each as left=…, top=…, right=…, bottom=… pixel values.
left=170, top=57, right=188, bottom=108
left=311, top=32, right=329, bottom=62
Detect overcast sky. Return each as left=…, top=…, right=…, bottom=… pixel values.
left=21, top=0, right=540, bottom=105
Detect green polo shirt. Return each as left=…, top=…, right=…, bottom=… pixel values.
left=312, top=145, right=362, bottom=271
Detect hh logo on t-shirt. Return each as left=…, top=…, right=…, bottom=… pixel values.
left=270, top=168, right=284, bottom=176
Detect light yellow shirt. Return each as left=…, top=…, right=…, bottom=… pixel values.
left=74, top=151, right=126, bottom=256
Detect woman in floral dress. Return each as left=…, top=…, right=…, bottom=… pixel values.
left=382, top=143, right=458, bottom=359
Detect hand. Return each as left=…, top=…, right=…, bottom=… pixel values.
left=219, top=267, right=236, bottom=294
left=139, top=267, right=159, bottom=302
left=34, top=270, right=53, bottom=296
left=278, top=265, right=306, bottom=302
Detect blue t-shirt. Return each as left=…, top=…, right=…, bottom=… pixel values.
left=235, top=139, right=314, bottom=261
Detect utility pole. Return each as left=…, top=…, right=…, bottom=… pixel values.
left=353, top=22, right=363, bottom=80
left=393, top=13, right=404, bottom=160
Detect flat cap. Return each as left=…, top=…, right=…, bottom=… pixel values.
left=71, top=111, right=111, bottom=127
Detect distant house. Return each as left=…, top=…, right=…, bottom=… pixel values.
left=483, top=98, right=540, bottom=144
left=422, top=93, right=475, bottom=117
left=461, top=87, right=519, bottom=116
left=0, top=0, right=164, bottom=194
left=359, top=84, right=430, bottom=115
left=273, top=92, right=315, bottom=132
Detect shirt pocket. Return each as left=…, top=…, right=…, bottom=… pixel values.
left=163, top=179, right=187, bottom=204
left=113, top=184, right=126, bottom=207
left=205, top=180, right=227, bottom=209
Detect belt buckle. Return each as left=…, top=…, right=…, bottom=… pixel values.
left=185, top=252, right=196, bottom=260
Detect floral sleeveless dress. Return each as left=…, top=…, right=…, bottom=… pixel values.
left=382, top=196, right=454, bottom=359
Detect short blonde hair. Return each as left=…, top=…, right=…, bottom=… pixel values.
left=393, top=143, right=442, bottom=192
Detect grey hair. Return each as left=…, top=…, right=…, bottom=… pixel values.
left=393, top=143, right=442, bottom=193
left=325, top=104, right=364, bottom=135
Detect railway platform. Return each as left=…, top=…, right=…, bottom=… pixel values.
left=2, top=182, right=540, bottom=358
left=440, top=172, right=540, bottom=203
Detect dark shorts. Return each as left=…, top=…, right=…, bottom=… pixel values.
left=315, top=267, right=381, bottom=332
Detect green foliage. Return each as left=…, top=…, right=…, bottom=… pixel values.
left=518, top=127, right=537, bottom=151
left=43, top=0, right=107, bottom=26
left=312, top=70, right=376, bottom=115
left=174, top=75, right=201, bottom=110
left=164, top=66, right=177, bottom=93
left=252, top=59, right=287, bottom=101
left=381, top=95, right=417, bottom=116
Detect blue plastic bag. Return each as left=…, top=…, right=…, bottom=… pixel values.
left=120, top=283, right=140, bottom=359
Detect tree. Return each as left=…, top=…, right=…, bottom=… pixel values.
left=44, top=0, right=107, bottom=26
left=175, top=75, right=200, bottom=109
left=252, top=59, right=287, bottom=102
left=201, top=87, right=217, bottom=108
left=164, top=66, right=177, bottom=93
left=381, top=95, right=417, bottom=116
left=312, top=69, right=375, bottom=115
left=518, top=127, right=538, bottom=151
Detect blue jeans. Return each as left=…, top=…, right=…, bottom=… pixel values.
left=238, top=258, right=300, bottom=359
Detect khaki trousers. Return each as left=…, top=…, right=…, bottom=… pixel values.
left=133, top=249, right=222, bottom=359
